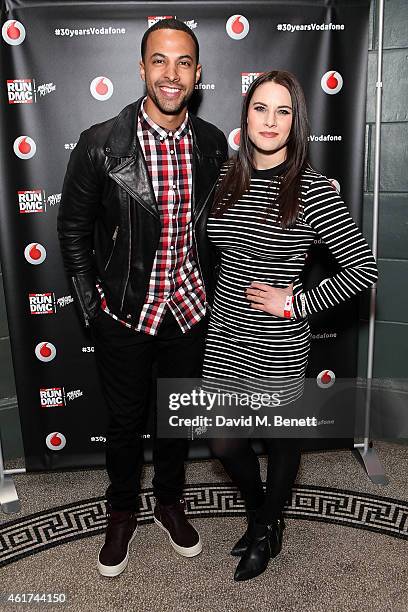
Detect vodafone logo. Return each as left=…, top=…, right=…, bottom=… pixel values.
left=2, top=20, right=26, bottom=45
left=329, top=179, right=341, bottom=193
left=317, top=370, right=336, bottom=388
left=13, top=136, right=36, bottom=159
left=24, top=243, right=46, bottom=265
left=228, top=128, right=241, bottom=151
left=35, top=342, right=57, bottom=362
left=321, top=71, right=343, bottom=95
left=90, top=76, right=113, bottom=101
left=46, top=432, right=66, bottom=451
left=226, top=15, right=249, bottom=40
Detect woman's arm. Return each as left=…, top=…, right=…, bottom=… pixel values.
left=292, top=176, right=378, bottom=318
left=246, top=176, right=378, bottom=318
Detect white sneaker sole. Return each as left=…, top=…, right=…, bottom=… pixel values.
left=153, top=516, right=202, bottom=557
left=97, top=528, right=138, bottom=577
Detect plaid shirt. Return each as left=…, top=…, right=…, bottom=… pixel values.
left=98, top=99, right=207, bottom=335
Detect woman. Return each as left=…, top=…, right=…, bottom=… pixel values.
left=202, top=71, right=378, bottom=581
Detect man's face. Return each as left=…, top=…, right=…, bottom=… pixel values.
left=140, top=29, right=201, bottom=117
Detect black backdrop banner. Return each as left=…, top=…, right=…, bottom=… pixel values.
left=0, top=0, right=370, bottom=471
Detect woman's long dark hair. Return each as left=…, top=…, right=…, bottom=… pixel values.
left=212, top=71, right=311, bottom=228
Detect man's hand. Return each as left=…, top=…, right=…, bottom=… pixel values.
left=245, top=282, right=293, bottom=317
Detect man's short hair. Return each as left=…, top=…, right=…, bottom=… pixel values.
left=141, top=18, right=199, bottom=64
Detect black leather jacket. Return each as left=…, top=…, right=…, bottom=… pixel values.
left=57, top=97, right=228, bottom=327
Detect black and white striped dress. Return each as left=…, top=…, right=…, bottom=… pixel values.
left=202, top=162, right=378, bottom=402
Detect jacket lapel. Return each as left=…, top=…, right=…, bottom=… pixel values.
left=108, top=151, right=159, bottom=219
left=105, top=98, right=159, bottom=219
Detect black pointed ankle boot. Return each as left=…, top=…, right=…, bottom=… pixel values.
left=230, top=510, right=257, bottom=556
left=233, top=517, right=285, bottom=582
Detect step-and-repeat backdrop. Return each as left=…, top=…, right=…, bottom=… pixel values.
left=0, top=0, right=370, bottom=470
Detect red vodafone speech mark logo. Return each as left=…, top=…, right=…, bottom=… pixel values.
left=13, top=136, right=36, bottom=159
left=2, top=20, right=26, bottom=45
left=24, top=242, right=46, bottom=265
left=35, top=342, right=57, bottom=362
left=90, top=76, right=113, bottom=101
left=46, top=432, right=66, bottom=450
left=226, top=15, right=249, bottom=40
left=321, top=71, right=343, bottom=95
left=317, top=370, right=336, bottom=388
left=228, top=128, right=241, bottom=151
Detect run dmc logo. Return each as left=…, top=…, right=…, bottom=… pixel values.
left=17, top=189, right=61, bottom=213
left=35, top=342, right=57, bottom=362
left=29, top=293, right=57, bottom=315
left=321, top=71, right=343, bottom=95
left=7, top=79, right=56, bottom=104
left=90, top=76, right=113, bottom=101
left=147, top=16, right=197, bottom=29
left=7, top=79, right=33, bottom=104
left=2, top=20, right=26, bottom=45
left=24, top=243, right=46, bottom=265
left=13, top=136, right=36, bottom=159
left=147, top=16, right=174, bottom=27
left=228, top=128, right=241, bottom=151
left=18, top=190, right=44, bottom=213
left=46, top=432, right=66, bottom=451
left=40, top=387, right=66, bottom=407
left=226, top=15, right=249, bottom=40
left=242, top=72, right=263, bottom=95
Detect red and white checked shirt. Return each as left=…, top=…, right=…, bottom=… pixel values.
left=98, top=98, right=207, bottom=335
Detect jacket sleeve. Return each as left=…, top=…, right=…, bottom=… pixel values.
left=292, top=176, right=378, bottom=318
left=57, top=131, right=102, bottom=327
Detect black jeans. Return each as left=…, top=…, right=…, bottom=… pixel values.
left=91, top=308, right=207, bottom=511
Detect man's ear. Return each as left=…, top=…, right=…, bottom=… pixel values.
left=139, top=59, right=145, bottom=82
left=195, top=63, right=202, bottom=84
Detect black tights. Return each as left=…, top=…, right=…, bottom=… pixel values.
left=209, top=438, right=301, bottom=523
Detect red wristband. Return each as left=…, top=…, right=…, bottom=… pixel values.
left=283, top=295, right=294, bottom=318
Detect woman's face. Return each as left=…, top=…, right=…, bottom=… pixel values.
left=247, top=81, right=293, bottom=166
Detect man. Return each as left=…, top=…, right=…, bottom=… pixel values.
left=58, top=18, right=228, bottom=577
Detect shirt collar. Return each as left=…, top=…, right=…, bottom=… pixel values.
left=139, top=97, right=190, bottom=142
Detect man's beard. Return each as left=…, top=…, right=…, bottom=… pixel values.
left=146, top=81, right=192, bottom=116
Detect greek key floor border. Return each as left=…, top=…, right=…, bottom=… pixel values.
left=1, top=484, right=407, bottom=567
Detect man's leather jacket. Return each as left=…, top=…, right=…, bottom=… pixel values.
left=57, top=97, right=228, bottom=327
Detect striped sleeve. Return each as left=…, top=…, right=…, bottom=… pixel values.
left=293, top=176, right=378, bottom=318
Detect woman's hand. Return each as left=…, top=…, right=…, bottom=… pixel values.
left=245, top=282, right=293, bottom=317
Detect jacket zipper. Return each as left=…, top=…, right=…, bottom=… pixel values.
left=71, top=276, right=90, bottom=328
left=120, top=202, right=132, bottom=311
left=104, top=225, right=119, bottom=271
